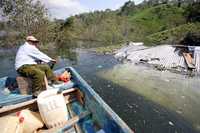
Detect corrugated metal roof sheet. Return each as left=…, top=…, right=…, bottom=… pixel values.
left=115, top=44, right=147, bottom=59
left=116, top=45, right=187, bottom=71
left=194, top=47, right=200, bottom=72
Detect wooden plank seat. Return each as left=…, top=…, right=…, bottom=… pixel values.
left=39, top=111, right=91, bottom=133
left=0, top=94, right=33, bottom=107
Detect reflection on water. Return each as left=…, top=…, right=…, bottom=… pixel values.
left=57, top=47, right=78, bottom=64
left=0, top=55, right=16, bottom=77
left=0, top=47, right=199, bottom=133
left=97, top=63, right=200, bottom=132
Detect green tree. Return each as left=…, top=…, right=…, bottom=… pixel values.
left=185, top=3, right=200, bottom=22
left=0, top=0, right=55, bottom=46
left=119, top=1, right=136, bottom=16
left=4, top=0, right=48, bottom=35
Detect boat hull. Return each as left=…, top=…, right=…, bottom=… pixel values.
left=0, top=67, right=133, bottom=133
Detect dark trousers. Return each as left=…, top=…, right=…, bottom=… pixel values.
left=17, top=64, right=56, bottom=96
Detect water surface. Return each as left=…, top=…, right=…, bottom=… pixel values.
left=0, top=48, right=199, bottom=133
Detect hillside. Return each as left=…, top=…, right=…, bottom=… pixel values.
left=0, top=0, right=199, bottom=48
left=146, top=22, right=200, bottom=45
left=129, top=4, right=186, bottom=35
left=59, top=1, right=199, bottom=48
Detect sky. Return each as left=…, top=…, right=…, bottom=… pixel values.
left=40, top=0, right=144, bottom=19
left=0, top=0, right=144, bottom=20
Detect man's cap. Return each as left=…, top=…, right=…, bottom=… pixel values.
left=26, top=36, right=39, bottom=42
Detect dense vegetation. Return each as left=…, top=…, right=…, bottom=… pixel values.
left=0, top=0, right=60, bottom=48
left=59, top=0, right=200, bottom=46
left=0, top=0, right=199, bottom=48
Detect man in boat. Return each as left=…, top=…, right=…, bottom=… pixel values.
left=15, top=36, right=59, bottom=96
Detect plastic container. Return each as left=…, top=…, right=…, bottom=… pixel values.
left=37, top=89, right=69, bottom=128
left=0, top=115, right=23, bottom=133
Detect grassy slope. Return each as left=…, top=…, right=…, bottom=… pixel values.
left=127, top=4, right=187, bottom=42
left=62, top=3, right=199, bottom=53
left=127, top=4, right=200, bottom=45
left=146, top=22, right=200, bottom=45
left=94, top=4, right=199, bottom=52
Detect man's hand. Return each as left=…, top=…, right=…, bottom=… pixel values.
left=51, top=59, right=57, bottom=63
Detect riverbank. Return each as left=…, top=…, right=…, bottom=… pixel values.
left=92, top=44, right=124, bottom=54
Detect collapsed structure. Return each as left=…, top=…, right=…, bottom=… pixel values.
left=115, top=42, right=200, bottom=74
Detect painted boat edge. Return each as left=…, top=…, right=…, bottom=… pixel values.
left=67, top=67, right=134, bottom=133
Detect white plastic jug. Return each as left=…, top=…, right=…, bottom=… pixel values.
left=37, top=89, right=69, bottom=128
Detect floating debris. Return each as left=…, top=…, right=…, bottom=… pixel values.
left=181, top=95, right=185, bottom=99
left=176, top=110, right=183, bottom=114
left=127, top=103, right=133, bottom=109
left=143, top=120, right=146, bottom=125
left=164, top=79, right=170, bottom=82
left=107, top=84, right=111, bottom=88
left=132, top=103, right=139, bottom=108
left=97, top=65, right=103, bottom=69
left=169, top=121, right=174, bottom=126
left=115, top=43, right=200, bottom=74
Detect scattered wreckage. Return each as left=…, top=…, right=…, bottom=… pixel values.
left=115, top=42, right=200, bottom=74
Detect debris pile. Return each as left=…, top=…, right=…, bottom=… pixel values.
left=115, top=42, right=200, bottom=73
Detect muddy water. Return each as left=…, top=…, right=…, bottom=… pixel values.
left=97, top=63, right=200, bottom=132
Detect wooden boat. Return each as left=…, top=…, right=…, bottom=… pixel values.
left=0, top=67, right=133, bottom=133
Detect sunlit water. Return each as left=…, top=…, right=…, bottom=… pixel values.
left=97, top=63, right=200, bottom=133
left=0, top=48, right=199, bottom=133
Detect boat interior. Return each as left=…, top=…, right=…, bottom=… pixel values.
left=0, top=67, right=133, bottom=133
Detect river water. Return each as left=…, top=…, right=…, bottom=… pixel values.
left=0, top=47, right=199, bottom=133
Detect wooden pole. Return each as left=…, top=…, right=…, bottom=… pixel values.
left=44, top=76, right=48, bottom=90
